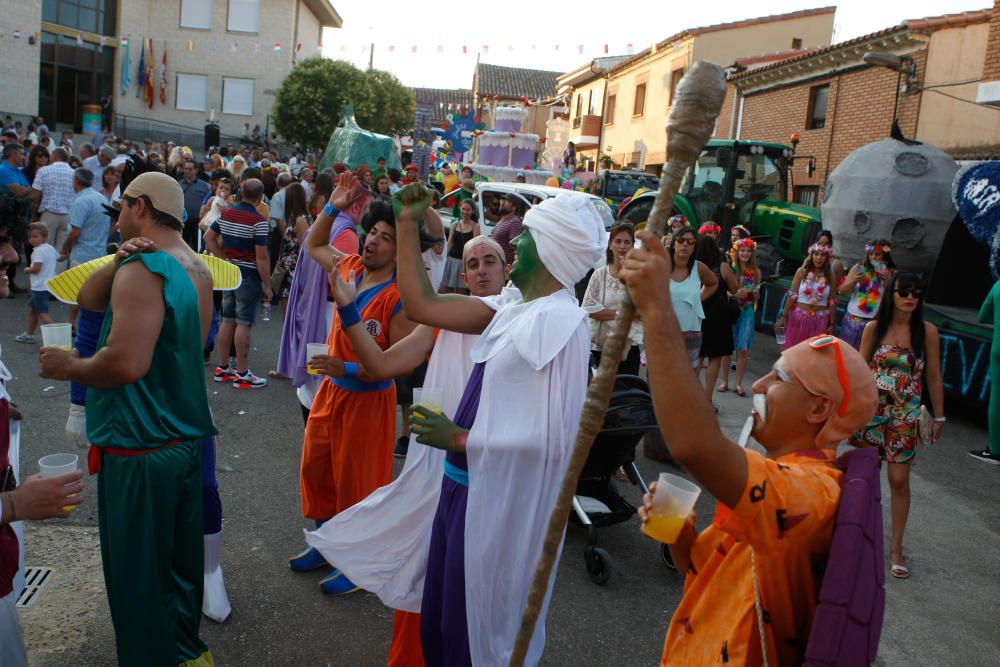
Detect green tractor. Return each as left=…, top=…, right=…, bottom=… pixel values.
left=618, top=139, right=822, bottom=276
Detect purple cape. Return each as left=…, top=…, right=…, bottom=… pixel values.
left=276, top=214, right=356, bottom=387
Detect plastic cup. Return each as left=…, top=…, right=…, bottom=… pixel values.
left=39, top=453, right=79, bottom=511
left=306, top=343, right=329, bottom=375
left=774, top=325, right=786, bottom=346
left=413, top=387, right=444, bottom=415
left=41, top=323, right=73, bottom=350
left=642, top=472, right=701, bottom=544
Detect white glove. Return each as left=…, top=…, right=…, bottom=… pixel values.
left=66, top=403, right=89, bottom=449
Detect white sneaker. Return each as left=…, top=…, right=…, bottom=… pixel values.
left=232, top=369, right=267, bottom=389
left=15, top=333, right=35, bottom=344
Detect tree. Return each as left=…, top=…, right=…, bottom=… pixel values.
left=273, top=58, right=416, bottom=149
left=359, top=69, right=415, bottom=137
left=272, top=58, right=374, bottom=149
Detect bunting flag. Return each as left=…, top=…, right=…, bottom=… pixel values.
left=145, top=39, right=155, bottom=109
left=436, top=45, right=443, bottom=54
left=254, top=42, right=261, bottom=53
left=389, top=45, right=395, bottom=52
left=578, top=44, right=584, bottom=55
left=231, top=41, right=238, bottom=52
left=295, top=42, right=301, bottom=54
left=119, top=35, right=131, bottom=95
left=411, top=45, right=417, bottom=53
left=159, top=44, right=167, bottom=105
left=187, top=39, right=193, bottom=51
left=627, top=42, right=634, bottom=54
left=273, top=42, right=281, bottom=53
left=136, top=38, right=146, bottom=99
left=13, top=30, right=21, bottom=39
left=99, top=36, right=108, bottom=46
left=482, top=45, right=488, bottom=54
left=76, top=34, right=83, bottom=45
left=462, top=45, right=467, bottom=54
left=603, top=43, right=609, bottom=54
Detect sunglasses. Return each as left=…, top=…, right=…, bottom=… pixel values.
left=674, top=237, right=696, bottom=247
left=895, top=287, right=923, bottom=298
left=807, top=335, right=850, bottom=418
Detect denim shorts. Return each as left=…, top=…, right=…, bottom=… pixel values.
left=29, top=290, right=50, bottom=313
left=221, top=272, right=262, bottom=326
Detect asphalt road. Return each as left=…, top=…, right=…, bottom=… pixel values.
left=2, top=294, right=997, bottom=666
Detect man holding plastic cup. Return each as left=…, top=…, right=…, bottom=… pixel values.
left=621, top=229, right=878, bottom=666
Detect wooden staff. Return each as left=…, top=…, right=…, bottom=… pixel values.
left=508, top=61, right=727, bottom=666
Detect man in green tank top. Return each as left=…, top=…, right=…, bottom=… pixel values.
left=39, top=172, right=217, bottom=667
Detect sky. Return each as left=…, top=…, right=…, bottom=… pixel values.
left=319, top=0, right=988, bottom=89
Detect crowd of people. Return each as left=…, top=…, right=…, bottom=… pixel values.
left=0, top=120, right=962, bottom=667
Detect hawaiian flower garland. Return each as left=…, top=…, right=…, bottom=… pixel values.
left=699, top=222, right=721, bottom=235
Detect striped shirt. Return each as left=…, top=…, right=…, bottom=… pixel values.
left=32, top=161, right=76, bottom=214
left=210, top=202, right=269, bottom=274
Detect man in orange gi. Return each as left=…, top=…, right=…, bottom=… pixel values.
left=288, top=173, right=416, bottom=593
left=622, top=229, right=878, bottom=666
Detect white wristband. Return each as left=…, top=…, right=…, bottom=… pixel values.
left=934, top=417, right=946, bottom=423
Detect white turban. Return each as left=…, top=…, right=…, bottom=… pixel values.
left=521, top=193, right=606, bottom=291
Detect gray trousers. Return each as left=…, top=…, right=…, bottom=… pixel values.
left=0, top=592, right=28, bottom=667
left=40, top=211, right=69, bottom=273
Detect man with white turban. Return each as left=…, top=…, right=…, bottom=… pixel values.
left=381, top=184, right=603, bottom=665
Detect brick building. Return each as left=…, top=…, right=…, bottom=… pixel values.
left=721, top=7, right=995, bottom=206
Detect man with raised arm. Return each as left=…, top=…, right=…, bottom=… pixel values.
left=38, top=172, right=217, bottom=667
left=623, top=229, right=878, bottom=666
left=287, top=172, right=419, bottom=594
left=306, top=235, right=509, bottom=663
left=383, top=183, right=603, bottom=664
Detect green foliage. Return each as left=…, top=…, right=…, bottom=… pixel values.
left=273, top=58, right=415, bottom=148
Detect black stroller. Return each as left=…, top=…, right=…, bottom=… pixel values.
left=569, top=374, right=659, bottom=584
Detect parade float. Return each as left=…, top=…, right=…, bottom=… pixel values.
left=318, top=105, right=401, bottom=173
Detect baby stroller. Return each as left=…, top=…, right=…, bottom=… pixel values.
left=569, top=374, right=659, bottom=585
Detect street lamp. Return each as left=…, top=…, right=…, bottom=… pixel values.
left=863, top=51, right=918, bottom=137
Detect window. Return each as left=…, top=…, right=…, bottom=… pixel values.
left=227, top=0, right=260, bottom=33
left=633, top=83, right=646, bottom=117
left=669, top=68, right=685, bottom=108
left=587, top=89, right=594, bottom=115
left=605, top=94, right=616, bottom=125
left=794, top=185, right=819, bottom=207
left=808, top=84, right=829, bottom=129
left=222, top=77, right=254, bottom=115
left=792, top=37, right=803, bottom=50
left=573, top=93, right=582, bottom=128
left=180, top=0, right=212, bottom=29
left=176, top=73, right=209, bottom=111
left=43, top=0, right=117, bottom=36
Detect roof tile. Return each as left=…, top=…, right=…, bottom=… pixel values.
left=475, top=63, right=561, bottom=100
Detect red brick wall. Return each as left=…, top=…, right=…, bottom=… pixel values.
left=714, top=83, right=738, bottom=139
left=736, top=50, right=925, bottom=197
left=983, top=0, right=1000, bottom=79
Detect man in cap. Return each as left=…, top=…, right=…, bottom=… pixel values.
left=402, top=164, right=421, bottom=185
left=622, top=229, right=878, bottom=666
left=388, top=183, right=604, bottom=664
left=39, top=171, right=217, bottom=666
left=489, top=192, right=525, bottom=266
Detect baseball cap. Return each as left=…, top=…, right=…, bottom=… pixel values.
left=405, top=164, right=419, bottom=172
left=122, top=172, right=185, bottom=222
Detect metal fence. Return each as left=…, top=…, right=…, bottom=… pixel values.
left=113, top=114, right=244, bottom=154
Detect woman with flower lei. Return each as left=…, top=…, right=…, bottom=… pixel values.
left=838, top=239, right=896, bottom=349
left=775, top=242, right=837, bottom=349
left=718, top=237, right=760, bottom=396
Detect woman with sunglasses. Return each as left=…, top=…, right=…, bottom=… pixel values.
left=776, top=243, right=837, bottom=349
left=667, top=226, right=719, bottom=368
left=837, top=239, right=896, bottom=349
left=852, top=271, right=944, bottom=579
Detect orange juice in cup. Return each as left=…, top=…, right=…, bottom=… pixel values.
left=39, top=453, right=79, bottom=511
left=306, top=343, right=329, bottom=375
left=641, top=473, right=701, bottom=544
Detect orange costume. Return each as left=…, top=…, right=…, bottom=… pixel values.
left=300, top=254, right=401, bottom=520
left=662, top=447, right=842, bottom=666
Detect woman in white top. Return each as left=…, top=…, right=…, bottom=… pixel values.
left=667, top=226, right=719, bottom=367
left=583, top=223, right=644, bottom=375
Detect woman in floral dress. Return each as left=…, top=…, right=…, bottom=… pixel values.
left=276, top=183, right=310, bottom=315
left=838, top=239, right=896, bottom=349
left=852, top=271, right=945, bottom=579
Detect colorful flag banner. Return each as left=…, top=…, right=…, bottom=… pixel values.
left=627, top=42, right=634, bottom=54
left=136, top=38, right=146, bottom=98
left=120, top=36, right=131, bottom=95
left=273, top=42, right=281, bottom=53
left=462, top=45, right=467, bottom=54
left=159, top=45, right=167, bottom=105
left=145, top=39, right=155, bottom=109
left=482, top=45, right=489, bottom=54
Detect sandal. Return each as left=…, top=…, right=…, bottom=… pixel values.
left=890, top=563, right=910, bottom=579
left=716, top=383, right=729, bottom=393
left=735, top=386, right=746, bottom=397
left=267, top=370, right=288, bottom=379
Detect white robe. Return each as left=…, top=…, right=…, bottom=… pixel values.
left=465, top=287, right=589, bottom=666
left=304, top=307, right=502, bottom=610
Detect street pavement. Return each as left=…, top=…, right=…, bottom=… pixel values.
left=1, top=294, right=997, bottom=666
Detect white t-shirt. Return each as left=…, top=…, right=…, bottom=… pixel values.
left=29, top=243, right=58, bottom=290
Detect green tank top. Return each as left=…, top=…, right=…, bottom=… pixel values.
left=87, top=251, right=217, bottom=448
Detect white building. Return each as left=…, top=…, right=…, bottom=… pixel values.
left=1, top=0, right=342, bottom=141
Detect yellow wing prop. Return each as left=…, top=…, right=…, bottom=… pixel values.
left=46, top=254, right=242, bottom=305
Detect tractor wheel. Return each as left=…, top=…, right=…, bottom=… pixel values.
left=755, top=243, right=784, bottom=280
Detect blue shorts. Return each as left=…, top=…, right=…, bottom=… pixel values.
left=221, top=272, right=261, bottom=326
left=29, top=290, right=50, bottom=313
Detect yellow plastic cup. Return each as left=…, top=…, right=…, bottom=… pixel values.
left=641, top=472, right=701, bottom=544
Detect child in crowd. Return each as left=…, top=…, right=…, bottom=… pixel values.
left=16, top=223, right=59, bottom=344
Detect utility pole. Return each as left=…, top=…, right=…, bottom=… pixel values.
left=368, top=42, right=374, bottom=71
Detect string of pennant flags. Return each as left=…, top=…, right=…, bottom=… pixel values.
left=0, top=28, right=656, bottom=59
